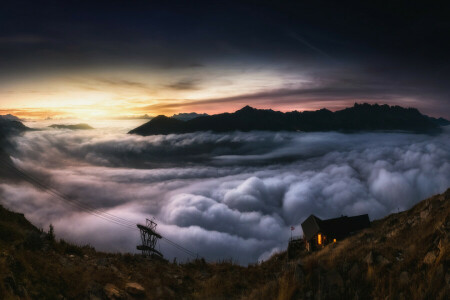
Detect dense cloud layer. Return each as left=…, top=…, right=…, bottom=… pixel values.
left=0, top=123, right=449, bottom=264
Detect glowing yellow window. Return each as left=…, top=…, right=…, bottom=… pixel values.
left=333, top=239, right=337, bottom=243
left=318, top=234, right=322, bottom=245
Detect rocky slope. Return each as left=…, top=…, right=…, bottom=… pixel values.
left=0, top=189, right=449, bottom=299
left=129, top=103, right=446, bottom=136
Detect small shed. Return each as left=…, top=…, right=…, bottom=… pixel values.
left=301, top=214, right=370, bottom=251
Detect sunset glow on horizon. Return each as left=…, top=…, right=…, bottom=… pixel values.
left=0, top=67, right=433, bottom=120
left=0, top=67, right=307, bottom=119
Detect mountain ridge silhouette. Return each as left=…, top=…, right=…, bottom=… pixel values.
left=129, top=103, right=446, bottom=136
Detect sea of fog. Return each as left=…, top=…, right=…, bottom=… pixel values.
left=0, top=119, right=449, bottom=264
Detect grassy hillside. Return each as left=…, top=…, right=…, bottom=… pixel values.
left=1, top=189, right=449, bottom=299
left=244, top=188, right=450, bottom=300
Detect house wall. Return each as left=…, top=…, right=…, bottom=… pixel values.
left=306, top=232, right=338, bottom=251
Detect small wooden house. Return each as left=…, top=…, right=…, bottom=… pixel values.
left=301, top=214, right=370, bottom=251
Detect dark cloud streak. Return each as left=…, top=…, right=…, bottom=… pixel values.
left=166, top=78, right=201, bottom=90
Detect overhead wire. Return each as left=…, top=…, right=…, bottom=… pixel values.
left=161, top=237, right=198, bottom=258
left=0, top=156, right=200, bottom=258
left=0, top=157, right=136, bottom=229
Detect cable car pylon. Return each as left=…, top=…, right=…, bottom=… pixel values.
left=136, top=219, right=164, bottom=259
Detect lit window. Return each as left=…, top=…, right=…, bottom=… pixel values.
left=318, top=234, right=322, bottom=245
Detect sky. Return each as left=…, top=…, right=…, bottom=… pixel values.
left=0, top=1, right=449, bottom=119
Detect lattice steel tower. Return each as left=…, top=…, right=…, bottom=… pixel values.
left=137, top=219, right=163, bottom=258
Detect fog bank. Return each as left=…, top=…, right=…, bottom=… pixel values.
left=0, top=123, right=449, bottom=264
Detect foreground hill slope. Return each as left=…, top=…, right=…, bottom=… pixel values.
left=129, top=103, right=445, bottom=136
left=270, top=188, right=450, bottom=300
left=0, top=189, right=449, bottom=299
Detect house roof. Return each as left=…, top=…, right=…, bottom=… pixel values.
left=301, top=215, right=322, bottom=241
left=301, top=214, right=370, bottom=241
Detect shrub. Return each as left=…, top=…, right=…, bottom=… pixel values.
left=23, top=230, right=43, bottom=250
left=59, top=239, right=84, bottom=256
left=46, top=224, right=55, bottom=244
left=0, top=223, right=21, bottom=242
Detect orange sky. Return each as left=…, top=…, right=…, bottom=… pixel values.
left=0, top=67, right=432, bottom=120
left=0, top=68, right=309, bottom=119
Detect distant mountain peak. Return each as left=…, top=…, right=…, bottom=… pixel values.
left=153, top=115, right=171, bottom=120
left=129, top=103, right=444, bottom=136
left=0, top=114, right=22, bottom=122
left=171, top=112, right=209, bottom=121
left=236, top=105, right=257, bottom=113
left=0, top=114, right=30, bottom=140
left=49, top=123, right=94, bottom=130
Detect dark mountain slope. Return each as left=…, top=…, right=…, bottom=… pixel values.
left=129, top=103, right=444, bottom=136
left=129, top=115, right=185, bottom=135
left=0, top=116, right=30, bottom=181
left=428, top=117, right=450, bottom=126
left=0, top=118, right=29, bottom=141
